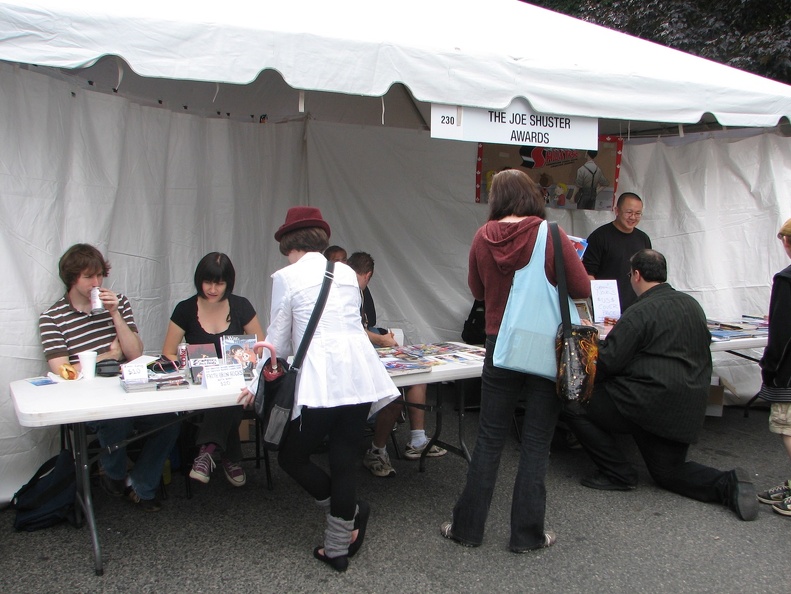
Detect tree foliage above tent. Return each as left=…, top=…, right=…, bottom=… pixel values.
left=528, top=0, right=790, bottom=85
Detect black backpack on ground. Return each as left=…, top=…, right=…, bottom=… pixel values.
left=11, top=449, right=77, bottom=531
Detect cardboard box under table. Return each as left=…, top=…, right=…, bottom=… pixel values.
left=707, top=376, right=725, bottom=417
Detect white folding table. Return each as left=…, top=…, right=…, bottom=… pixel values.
left=10, top=357, right=485, bottom=575
left=10, top=376, right=242, bottom=575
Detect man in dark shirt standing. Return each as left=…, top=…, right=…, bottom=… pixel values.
left=583, top=192, right=651, bottom=312
left=564, top=250, right=758, bottom=521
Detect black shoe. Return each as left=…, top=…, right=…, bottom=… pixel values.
left=564, top=430, right=583, bottom=450
left=726, top=467, right=758, bottom=521
left=348, top=500, right=370, bottom=558
left=439, top=521, right=478, bottom=547
left=313, top=547, right=348, bottom=572
left=580, top=470, right=636, bottom=491
left=312, top=436, right=330, bottom=455
left=99, top=472, right=126, bottom=497
left=510, top=530, right=557, bottom=553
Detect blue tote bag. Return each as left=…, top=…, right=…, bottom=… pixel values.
left=493, top=221, right=580, bottom=380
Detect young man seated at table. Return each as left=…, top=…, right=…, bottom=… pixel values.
left=38, top=243, right=180, bottom=511
left=346, top=251, right=447, bottom=477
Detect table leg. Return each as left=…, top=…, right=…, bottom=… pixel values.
left=724, top=350, right=761, bottom=364
left=74, top=422, right=104, bottom=576
left=455, top=381, right=472, bottom=463
left=417, top=383, right=471, bottom=472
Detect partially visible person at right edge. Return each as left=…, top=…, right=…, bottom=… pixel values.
left=440, top=169, right=591, bottom=552
left=239, top=207, right=399, bottom=572
left=756, top=217, right=791, bottom=516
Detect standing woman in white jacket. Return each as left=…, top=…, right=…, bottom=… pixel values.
left=239, top=207, right=399, bottom=572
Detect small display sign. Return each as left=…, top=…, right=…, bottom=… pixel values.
left=202, top=364, right=246, bottom=390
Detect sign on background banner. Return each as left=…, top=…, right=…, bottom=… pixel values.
left=474, top=135, right=623, bottom=208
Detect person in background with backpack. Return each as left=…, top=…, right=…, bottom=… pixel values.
left=38, top=244, right=180, bottom=512
left=238, top=207, right=399, bottom=572
left=574, top=149, right=608, bottom=210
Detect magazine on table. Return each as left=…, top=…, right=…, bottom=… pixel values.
left=567, top=235, right=589, bottom=259
left=219, top=334, right=258, bottom=379
left=120, top=376, right=190, bottom=392
left=707, top=318, right=768, bottom=341
left=430, top=351, right=484, bottom=365
left=378, top=357, right=434, bottom=377
left=376, top=341, right=486, bottom=376
left=709, top=329, right=756, bottom=341
left=388, top=342, right=481, bottom=359
left=461, top=345, right=486, bottom=358
left=186, top=343, right=221, bottom=384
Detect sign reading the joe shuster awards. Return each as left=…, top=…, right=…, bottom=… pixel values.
left=430, top=98, right=598, bottom=150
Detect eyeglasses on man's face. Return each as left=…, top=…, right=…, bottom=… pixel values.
left=621, top=210, right=642, bottom=218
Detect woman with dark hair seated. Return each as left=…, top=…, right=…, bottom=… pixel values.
left=163, top=252, right=264, bottom=487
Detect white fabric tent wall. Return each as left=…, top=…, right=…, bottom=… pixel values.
left=2, top=64, right=790, bottom=502
left=306, top=122, right=481, bottom=342
left=610, top=131, right=791, bottom=400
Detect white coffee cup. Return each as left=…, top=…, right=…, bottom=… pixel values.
left=78, top=350, right=98, bottom=380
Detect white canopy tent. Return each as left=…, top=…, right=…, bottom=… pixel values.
left=1, top=0, right=790, bottom=502
left=1, top=0, right=790, bottom=130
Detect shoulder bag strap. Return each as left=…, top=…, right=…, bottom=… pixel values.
left=584, top=163, right=597, bottom=189
left=291, top=259, right=335, bottom=371
left=549, top=222, right=572, bottom=339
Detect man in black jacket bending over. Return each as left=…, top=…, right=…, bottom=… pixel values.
left=563, top=249, right=757, bottom=521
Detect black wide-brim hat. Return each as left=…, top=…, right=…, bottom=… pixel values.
left=274, top=206, right=331, bottom=241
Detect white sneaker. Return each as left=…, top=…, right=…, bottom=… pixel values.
left=363, top=449, right=396, bottom=477
left=404, top=441, right=447, bottom=460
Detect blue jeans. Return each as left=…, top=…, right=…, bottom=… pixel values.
left=452, top=336, right=561, bottom=550
left=90, top=414, right=181, bottom=500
